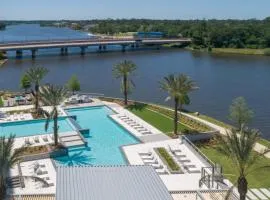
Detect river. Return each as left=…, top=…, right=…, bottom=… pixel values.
left=1, top=24, right=270, bottom=138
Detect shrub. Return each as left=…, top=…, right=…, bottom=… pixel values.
left=264, top=49, right=270, bottom=56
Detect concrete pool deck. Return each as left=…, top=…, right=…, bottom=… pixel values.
left=1, top=99, right=233, bottom=198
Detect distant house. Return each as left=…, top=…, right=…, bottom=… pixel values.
left=135, top=32, right=165, bottom=38
left=56, top=165, right=173, bottom=200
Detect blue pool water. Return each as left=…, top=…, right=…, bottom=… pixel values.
left=54, top=106, right=139, bottom=166
left=0, top=118, right=74, bottom=137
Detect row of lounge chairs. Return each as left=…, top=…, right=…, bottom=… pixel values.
left=7, top=176, right=21, bottom=188
left=118, top=115, right=152, bottom=135
left=65, top=94, right=92, bottom=104
left=24, top=134, right=54, bottom=146
left=4, top=112, right=30, bottom=121
left=139, top=151, right=169, bottom=175
left=30, top=161, right=54, bottom=188
left=168, top=144, right=201, bottom=174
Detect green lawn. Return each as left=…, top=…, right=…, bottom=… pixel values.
left=0, top=96, right=3, bottom=107
left=212, top=48, right=266, bottom=55
left=199, top=144, right=270, bottom=187
left=127, top=106, right=190, bottom=137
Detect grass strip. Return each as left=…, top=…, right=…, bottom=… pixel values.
left=156, top=147, right=180, bottom=171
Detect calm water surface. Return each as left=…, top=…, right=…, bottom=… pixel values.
left=1, top=25, right=270, bottom=138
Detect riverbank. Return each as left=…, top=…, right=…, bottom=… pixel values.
left=0, top=59, right=8, bottom=67
left=212, top=48, right=270, bottom=56
left=188, top=47, right=270, bottom=56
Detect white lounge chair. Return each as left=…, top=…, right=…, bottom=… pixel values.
left=36, top=168, right=48, bottom=175
left=24, top=137, right=33, bottom=145
left=34, top=136, right=40, bottom=143
left=156, top=168, right=168, bottom=175
left=151, top=163, right=163, bottom=169
left=42, top=135, right=49, bottom=142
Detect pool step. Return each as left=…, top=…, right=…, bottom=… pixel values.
left=59, top=131, right=86, bottom=148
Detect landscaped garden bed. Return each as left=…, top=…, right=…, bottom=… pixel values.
left=155, top=147, right=182, bottom=173
left=20, top=144, right=68, bottom=161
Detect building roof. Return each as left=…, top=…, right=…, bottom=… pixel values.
left=10, top=195, right=55, bottom=200
left=56, top=165, right=173, bottom=200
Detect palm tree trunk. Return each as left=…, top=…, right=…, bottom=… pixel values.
left=178, top=103, right=183, bottom=134
left=174, top=98, right=179, bottom=135
left=123, top=75, right=128, bottom=105
left=0, top=177, right=7, bottom=200
left=53, top=112, right=58, bottom=146
left=238, top=176, right=248, bottom=200
left=35, top=83, right=39, bottom=113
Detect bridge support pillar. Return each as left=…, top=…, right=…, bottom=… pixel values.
left=135, top=42, right=140, bottom=48
left=98, top=45, right=102, bottom=50
left=61, top=47, right=68, bottom=55
left=60, top=48, right=64, bottom=55
left=16, top=50, right=23, bottom=59
left=121, top=45, right=126, bottom=52
left=64, top=47, right=68, bottom=55
left=102, top=45, right=106, bottom=50
left=80, top=47, right=86, bottom=55
left=31, top=49, right=37, bottom=59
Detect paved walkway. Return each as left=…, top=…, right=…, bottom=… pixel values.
left=181, top=112, right=270, bottom=159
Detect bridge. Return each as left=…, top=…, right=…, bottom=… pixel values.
left=0, top=38, right=191, bottom=58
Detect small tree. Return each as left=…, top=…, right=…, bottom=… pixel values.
left=67, top=75, right=80, bottom=95
left=113, top=60, right=137, bottom=105
left=25, top=66, right=49, bottom=115
left=229, top=97, right=254, bottom=130
left=160, top=74, right=197, bottom=135
left=20, top=74, right=31, bottom=93
left=40, top=85, right=68, bottom=146
left=216, top=128, right=270, bottom=200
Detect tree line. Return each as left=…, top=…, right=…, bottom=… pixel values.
left=38, top=18, right=270, bottom=49
left=2, top=18, right=270, bottom=49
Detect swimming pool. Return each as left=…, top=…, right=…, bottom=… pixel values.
left=0, top=117, right=74, bottom=137
left=54, top=106, right=139, bottom=166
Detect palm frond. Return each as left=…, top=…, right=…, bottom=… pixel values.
left=159, top=73, right=197, bottom=105
left=113, top=60, right=137, bottom=79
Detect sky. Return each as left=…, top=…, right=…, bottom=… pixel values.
left=1, top=0, right=270, bottom=20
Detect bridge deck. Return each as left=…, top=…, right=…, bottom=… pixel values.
left=0, top=38, right=191, bottom=51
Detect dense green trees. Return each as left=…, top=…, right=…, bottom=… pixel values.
left=82, top=18, right=270, bottom=49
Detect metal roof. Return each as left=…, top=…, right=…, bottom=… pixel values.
left=56, top=165, right=173, bottom=200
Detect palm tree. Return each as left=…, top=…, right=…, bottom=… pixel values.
left=160, top=74, right=197, bottom=135
left=113, top=60, right=136, bottom=105
left=25, top=66, right=49, bottom=115
left=0, top=135, right=49, bottom=199
left=216, top=128, right=269, bottom=200
left=0, top=135, right=25, bottom=199
left=40, top=85, right=68, bottom=146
